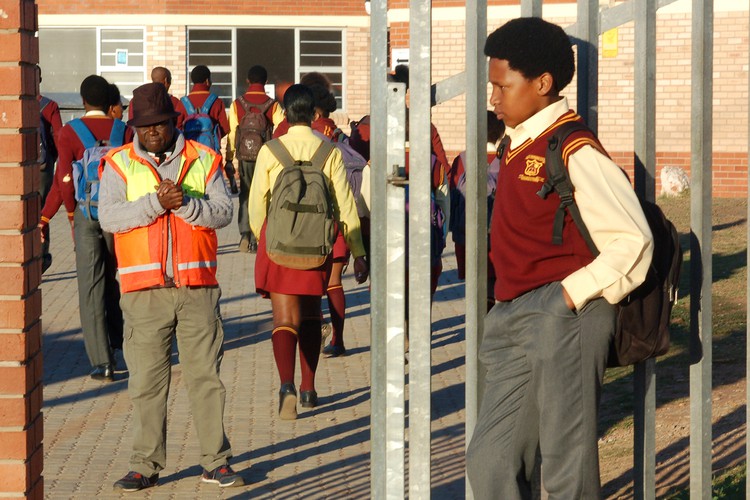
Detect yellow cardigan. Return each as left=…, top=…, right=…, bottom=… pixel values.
left=248, top=125, right=366, bottom=258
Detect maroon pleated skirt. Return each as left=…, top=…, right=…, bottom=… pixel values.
left=254, top=221, right=333, bottom=298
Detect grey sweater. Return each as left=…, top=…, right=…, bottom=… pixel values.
left=99, top=133, right=232, bottom=234
left=98, top=133, right=233, bottom=279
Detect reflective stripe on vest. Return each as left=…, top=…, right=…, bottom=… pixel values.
left=105, top=141, right=221, bottom=292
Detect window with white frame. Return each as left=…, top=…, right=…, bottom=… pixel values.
left=38, top=27, right=146, bottom=101
left=187, top=27, right=345, bottom=110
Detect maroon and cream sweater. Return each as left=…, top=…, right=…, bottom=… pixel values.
left=490, top=112, right=609, bottom=301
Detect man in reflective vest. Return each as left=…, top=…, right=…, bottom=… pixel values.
left=98, top=83, right=242, bottom=491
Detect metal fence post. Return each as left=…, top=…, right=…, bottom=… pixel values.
left=689, top=0, right=713, bottom=498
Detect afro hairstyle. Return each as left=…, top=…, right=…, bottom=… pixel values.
left=484, top=17, right=575, bottom=93
left=299, top=72, right=332, bottom=90
left=309, top=84, right=338, bottom=116
left=80, top=75, right=110, bottom=109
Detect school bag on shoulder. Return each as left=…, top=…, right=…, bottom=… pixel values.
left=312, top=129, right=368, bottom=217
left=235, top=96, right=274, bottom=161
left=39, top=97, right=57, bottom=171
left=70, top=118, right=127, bottom=221
left=538, top=120, right=682, bottom=367
left=264, top=139, right=337, bottom=270
left=181, top=93, right=221, bottom=152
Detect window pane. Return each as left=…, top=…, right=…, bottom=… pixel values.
left=188, top=29, right=232, bottom=68
left=300, top=31, right=342, bottom=67
left=100, top=71, right=145, bottom=98
left=38, top=28, right=97, bottom=95
left=236, top=29, right=295, bottom=97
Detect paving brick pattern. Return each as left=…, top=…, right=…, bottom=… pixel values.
left=40, top=195, right=468, bottom=499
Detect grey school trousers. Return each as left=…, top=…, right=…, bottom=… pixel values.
left=466, top=281, right=615, bottom=500
left=237, top=159, right=256, bottom=239
left=74, top=209, right=123, bottom=367
left=121, top=286, right=232, bottom=475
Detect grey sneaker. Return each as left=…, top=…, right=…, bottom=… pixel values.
left=201, top=465, right=244, bottom=487
left=113, top=471, right=158, bottom=491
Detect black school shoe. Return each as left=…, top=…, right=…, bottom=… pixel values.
left=300, top=390, right=318, bottom=408
left=201, top=465, right=244, bottom=487
left=90, top=363, right=114, bottom=382
left=278, top=383, right=298, bottom=420
left=113, top=471, right=158, bottom=491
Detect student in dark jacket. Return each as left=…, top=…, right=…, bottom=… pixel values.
left=39, top=75, right=134, bottom=382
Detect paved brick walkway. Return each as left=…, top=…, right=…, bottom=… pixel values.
left=40, top=196, right=468, bottom=499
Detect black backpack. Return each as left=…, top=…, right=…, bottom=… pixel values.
left=39, top=96, right=57, bottom=171
left=538, top=121, right=683, bottom=367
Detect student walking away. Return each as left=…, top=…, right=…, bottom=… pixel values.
left=37, top=65, right=63, bottom=273
left=38, top=75, right=133, bottom=382
left=308, top=84, right=367, bottom=356
left=248, top=84, right=368, bottom=420
left=129, top=66, right=187, bottom=129
left=99, top=82, right=241, bottom=491
left=225, top=65, right=282, bottom=253
left=272, top=71, right=333, bottom=139
left=448, top=110, right=504, bottom=309
left=465, top=18, right=653, bottom=499
left=181, top=65, right=234, bottom=189
left=107, top=83, right=125, bottom=121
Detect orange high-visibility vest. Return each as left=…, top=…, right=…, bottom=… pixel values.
left=104, top=141, right=222, bottom=293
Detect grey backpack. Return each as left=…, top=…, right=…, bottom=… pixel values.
left=265, top=139, right=337, bottom=270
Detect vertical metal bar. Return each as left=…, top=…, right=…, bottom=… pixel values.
left=520, top=0, right=542, bottom=18
left=689, top=0, right=713, bottom=498
left=369, top=0, right=389, bottom=498
left=408, top=0, right=432, bottom=497
left=464, top=0, right=487, bottom=498
left=385, top=83, right=408, bottom=499
left=632, top=1, right=657, bottom=498
left=747, top=10, right=750, bottom=499
left=576, top=0, right=600, bottom=132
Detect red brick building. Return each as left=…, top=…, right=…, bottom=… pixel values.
left=36, top=0, right=749, bottom=196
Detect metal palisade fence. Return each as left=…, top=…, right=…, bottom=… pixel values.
left=368, top=0, right=719, bottom=499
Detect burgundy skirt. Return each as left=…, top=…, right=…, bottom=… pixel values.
left=255, top=221, right=333, bottom=298
left=332, top=226, right=350, bottom=261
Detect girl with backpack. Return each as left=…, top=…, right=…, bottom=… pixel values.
left=247, top=84, right=368, bottom=420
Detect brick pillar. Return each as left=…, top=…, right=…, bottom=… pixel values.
left=0, top=1, right=44, bottom=499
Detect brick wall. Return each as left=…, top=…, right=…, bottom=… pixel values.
left=34, top=1, right=750, bottom=197
left=145, top=25, right=188, bottom=97
left=391, top=8, right=748, bottom=198
left=37, top=0, right=370, bottom=15
left=0, top=1, right=45, bottom=498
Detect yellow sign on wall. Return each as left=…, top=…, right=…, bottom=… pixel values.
left=603, top=28, right=618, bottom=58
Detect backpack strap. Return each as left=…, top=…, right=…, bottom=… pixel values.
left=181, top=96, right=196, bottom=115
left=258, top=97, right=274, bottom=114
left=200, top=93, right=218, bottom=115
left=39, top=96, right=51, bottom=112
left=237, top=96, right=252, bottom=114
left=68, top=119, right=98, bottom=150
left=309, top=141, right=335, bottom=170
left=109, top=120, right=127, bottom=147
left=538, top=120, right=599, bottom=256
left=265, top=139, right=297, bottom=169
